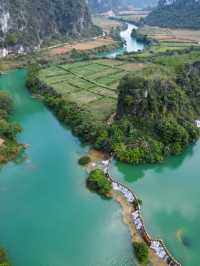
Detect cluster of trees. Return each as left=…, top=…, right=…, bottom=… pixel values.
left=0, top=91, right=22, bottom=164
left=131, top=29, right=152, bottom=45
left=86, top=169, right=112, bottom=198
left=0, top=248, right=10, bottom=266
left=111, top=72, right=200, bottom=163
left=133, top=242, right=149, bottom=264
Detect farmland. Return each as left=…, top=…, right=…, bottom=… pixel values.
left=39, top=59, right=145, bottom=122
left=92, top=16, right=121, bottom=33
left=138, top=25, right=200, bottom=44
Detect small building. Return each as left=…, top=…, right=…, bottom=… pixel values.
left=195, top=120, right=200, bottom=128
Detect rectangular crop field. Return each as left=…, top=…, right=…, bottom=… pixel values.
left=39, top=59, right=144, bottom=122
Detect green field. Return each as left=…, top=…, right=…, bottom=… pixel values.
left=39, top=60, right=144, bottom=122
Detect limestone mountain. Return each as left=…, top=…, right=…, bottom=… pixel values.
left=0, top=0, right=93, bottom=53
left=145, top=0, right=200, bottom=29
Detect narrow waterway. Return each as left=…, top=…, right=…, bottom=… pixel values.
left=106, top=23, right=144, bottom=58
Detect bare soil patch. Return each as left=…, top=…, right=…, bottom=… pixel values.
left=49, top=37, right=116, bottom=56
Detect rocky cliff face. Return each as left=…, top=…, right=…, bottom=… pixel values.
left=0, top=0, right=92, bottom=55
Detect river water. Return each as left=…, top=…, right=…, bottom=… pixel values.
left=105, top=23, right=144, bottom=58
left=0, top=24, right=199, bottom=266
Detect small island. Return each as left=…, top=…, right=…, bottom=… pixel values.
left=86, top=169, right=112, bottom=198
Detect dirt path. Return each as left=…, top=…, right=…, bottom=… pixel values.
left=113, top=191, right=167, bottom=266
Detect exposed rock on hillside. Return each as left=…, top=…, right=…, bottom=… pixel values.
left=0, top=0, right=93, bottom=55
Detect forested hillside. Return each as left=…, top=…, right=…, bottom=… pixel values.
left=0, top=0, right=93, bottom=52
left=145, top=0, right=200, bottom=29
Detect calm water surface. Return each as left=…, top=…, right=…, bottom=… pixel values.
left=111, top=142, right=200, bottom=266
left=0, top=70, right=136, bottom=266
left=106, top=23, right=144, bottom=58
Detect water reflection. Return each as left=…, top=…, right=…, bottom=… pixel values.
left=111, top=141, right=200, bottom=266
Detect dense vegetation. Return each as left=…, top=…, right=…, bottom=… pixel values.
left=131, top=29, right=152, bottom=45
left=112, top=69, right=200, bottom=163
left=144, top=0, right=200, bottom=29
left=0, top=91, right=22, bottom=164
left=86, top=169, right=112, bottom=198
left=0, top=0, right=96, bottom=51
left=0, top=248, right=10, bottom=266
left=133, top=242, right=149, bottom=264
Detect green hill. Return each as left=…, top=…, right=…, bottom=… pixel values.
left=145, top=0, right=200, bottom=29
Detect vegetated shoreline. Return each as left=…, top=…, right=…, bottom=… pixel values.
left=87, top=149, right=181, bottom=266
left=28, top=56, right=200, bottom=166
left=0, top=91, right=23, bottom=165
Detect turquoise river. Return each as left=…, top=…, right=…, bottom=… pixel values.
left=0, top=24, right=199, bottom=266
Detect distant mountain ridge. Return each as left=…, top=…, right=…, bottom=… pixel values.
left=145, top=0, right=200, bottom=29
left=87, top=0, right=158, bottom=13
left=0, top=0, right=93, bottom=54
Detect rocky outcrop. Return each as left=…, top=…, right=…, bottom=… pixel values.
left=0, top=0, right=93, bottom=55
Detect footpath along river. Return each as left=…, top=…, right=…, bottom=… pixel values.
left=0, top=23, right=199, bottom=266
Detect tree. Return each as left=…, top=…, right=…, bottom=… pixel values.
left=133, top=242, right=149, bottom=264
left=0, top=92, right=13, bottom=116
left=87, top=169, right=112, bottom=198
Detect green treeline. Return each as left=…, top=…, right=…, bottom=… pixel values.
left=0, top=91, right=22, bottom=164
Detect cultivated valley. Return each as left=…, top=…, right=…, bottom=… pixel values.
left=0, top=1, right=200, bottom=266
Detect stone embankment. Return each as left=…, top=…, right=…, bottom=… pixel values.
left=88, top=156, right=182, bottom=266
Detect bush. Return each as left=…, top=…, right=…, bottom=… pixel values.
left=78, top=156, right=91, bottom=166
left=0, top=91, right=13, bottom=116
left=86, top=169, right=112, bottom=198
left=0, top=248, right=10, bottom=265
left=133, top=242, right=148, bottom=265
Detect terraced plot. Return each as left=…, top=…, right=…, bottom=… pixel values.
left=39, top=59, right=145, bottom=122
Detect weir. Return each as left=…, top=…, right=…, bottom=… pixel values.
left=90, top=158, right=182, bottom=266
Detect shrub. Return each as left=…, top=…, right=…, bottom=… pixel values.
left=78, top=156, right=91, bottom=166
left=0, top=248, right=10, bottom=265
left=133, top=242, right=148, bottom=265
left=0, top=91, right=13, bottom=116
